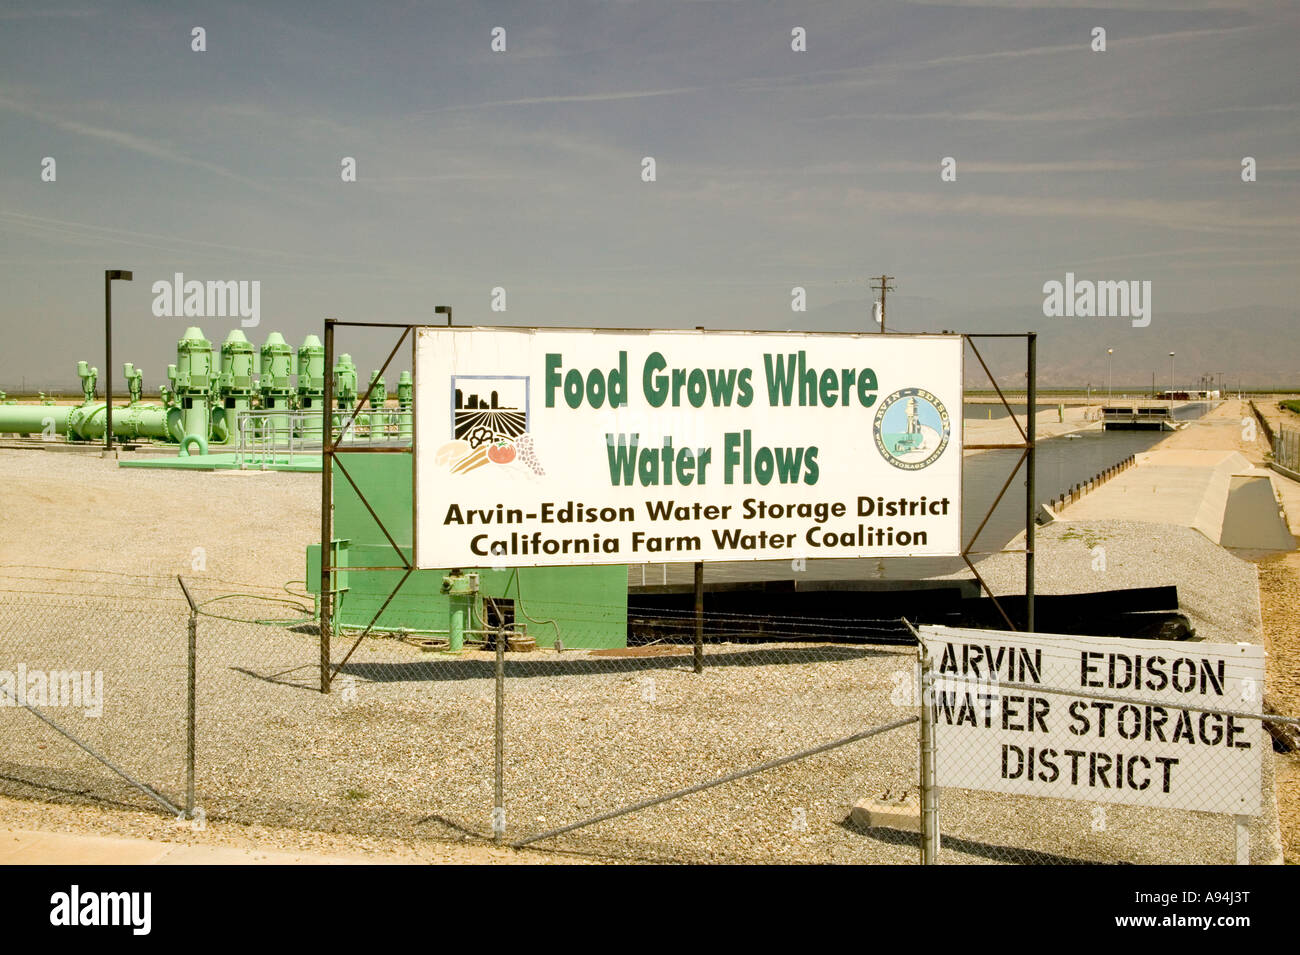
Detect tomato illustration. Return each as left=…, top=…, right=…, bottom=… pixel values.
left=487, top=442, right=516, bottom=464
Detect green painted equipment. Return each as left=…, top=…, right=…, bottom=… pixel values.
left=168, top=327, right=215, bottom=453
left=0, top=326, right=400, bottom=458
left=0, top=356, right=171, bottom=442
left=0, top=403, right=71, bottom=438
left=66, top=397, right=172, bottom=443
left=77, top=362, right=97, bottom=405
left=214, top=329, right=257, bottom=445
left=441, top=572, right=479, bottom=652
left=123, top=363, right=143, bottom=405
left=297, top=334, right=325, bottom=442
left=397, top=370, right=413, bottom=440
left=332, top=353, right=358, bottom=438
left=305, top=452, right=628, bottom=648
left=366, top=370, right=387, bottom=436
left=259, top=331, right=295, bottom=443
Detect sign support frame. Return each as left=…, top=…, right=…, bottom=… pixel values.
left=958, top=332, right=1037, bottom=633
left=319, top=319, right=426, bottom=693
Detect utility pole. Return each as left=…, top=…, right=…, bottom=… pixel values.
left=870, top=274, right=895, bottom=333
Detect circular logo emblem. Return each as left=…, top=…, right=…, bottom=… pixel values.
left=873, top=388, right=951, bottom=470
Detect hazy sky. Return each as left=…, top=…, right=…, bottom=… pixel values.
left=1, top=0, right=1297, bottom=388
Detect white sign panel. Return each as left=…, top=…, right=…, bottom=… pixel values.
left=414, top=327, right=962, bottom=568
left=919, top=625, right=1266, bottom=815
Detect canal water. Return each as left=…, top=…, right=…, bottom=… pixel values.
left=633, top=402, right=1215, bottom=587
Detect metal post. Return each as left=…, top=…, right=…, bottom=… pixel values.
left=918, top=642, right=939, bottom=864
left=1169, top=352, right=1176, bottom=412
left=1026, top=333, right=1036, bottom=632
left=177, top=575, right=199, bottom=820
left=1235, top=816, right=1250, bottom=864
left=494, top=624, right=505, bottom=844
left=186, top=607, right=196, bottom=817
left=693, top=560, right=704, bottom=674
left=104, top=271, right=112, bottom=453
left=320, top=320, right=335, bottom=693
left=102, top=270, right=131, bottom=454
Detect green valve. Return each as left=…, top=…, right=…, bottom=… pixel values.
left=77, top=361, right=98, bottom=405
left=259, top=332, right=295, bottom=396
left=259, top=332, right=295, bottom=444
left=214, top=330, right=257, bottom=445
left=123, top=363, right=143, bottom=405
left=297, top=334, right=325, bottom=408
left=332, top=353, right=358, bottom=439
left=298, top=334, right=325, bottom=441
left=334, top=354, right=357, bottom=407
left=397, top=370, right=413, bottom=440
left=367, top=371, right=387, bottom=436
left=441, top=572, right=479, bottom=653
left=174, top=327, right=213, bottom=450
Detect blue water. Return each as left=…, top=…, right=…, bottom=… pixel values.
left=882, top=401, right=1212, bottom=576
left=631, top=403, right=1218, bottom=586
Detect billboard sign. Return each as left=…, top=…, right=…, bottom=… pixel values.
left=414, top=327, right=962, bottom=568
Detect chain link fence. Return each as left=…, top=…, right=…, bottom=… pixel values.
left=915, top=626, right=1296, bottom=865
left=1274, top=428, right=1300, bottom=475
left=1, top=571, right=1295, bottom=863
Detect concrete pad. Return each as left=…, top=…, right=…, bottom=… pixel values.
left=850, top=799, right=921, bottom=832
left=1222, top=475, right=1297, bottom=550
left=1267, top=469, right=1300, bottom=537
left=1062, top=450, right=1251, bottom=543
left=964, top=405, right=1102, bottom=447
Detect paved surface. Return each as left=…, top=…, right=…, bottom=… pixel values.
left=0, top=828, right=407, bottom=865
left=963, top=404, right=1101, bottom=444
left=1061, top=449, right=1254, bottom=542
left=1061, top=400, right=1294, bottom=547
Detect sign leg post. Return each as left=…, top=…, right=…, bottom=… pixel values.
left=919, top=642, right=940, bottom=864
left=693, top=561, right=704, bottom=674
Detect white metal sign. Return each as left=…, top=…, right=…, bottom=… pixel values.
left=919, top=625, right=1266, bottom=815
left=414, top=327, right=962, bottom=568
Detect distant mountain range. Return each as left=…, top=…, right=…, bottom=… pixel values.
left=3, top=297, right=1294, bottom=395
left=787, top=297, right=1299, bottom=391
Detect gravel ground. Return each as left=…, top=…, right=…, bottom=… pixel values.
left=0, top=571, right=1274, bottom=864
left=973, top=518, right=1282, bottom=864
left=0, top=447, right=1283, bottom=864
left=1256, top=550, right=1300, bottom=863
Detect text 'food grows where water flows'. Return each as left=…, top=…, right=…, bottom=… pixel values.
left=415, top=328, right=963, bottom=568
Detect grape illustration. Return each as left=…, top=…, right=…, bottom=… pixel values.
left=515, top=432, right=545, bottom=475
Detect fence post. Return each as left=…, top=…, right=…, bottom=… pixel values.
left=693, top=560, right=704, bottom=674
left=493, top=624, right=506, bottom=845
left=918, top=641, right=940, bottom=864
left=177, top=575, right=198, bottom=820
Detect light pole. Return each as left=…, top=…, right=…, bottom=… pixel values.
left=1168, top=351, right=1176, bottom=413
left=104, top=269, right=133, bottom=455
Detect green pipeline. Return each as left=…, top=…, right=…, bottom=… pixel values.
left=0, top=402, right=175, bottom=441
